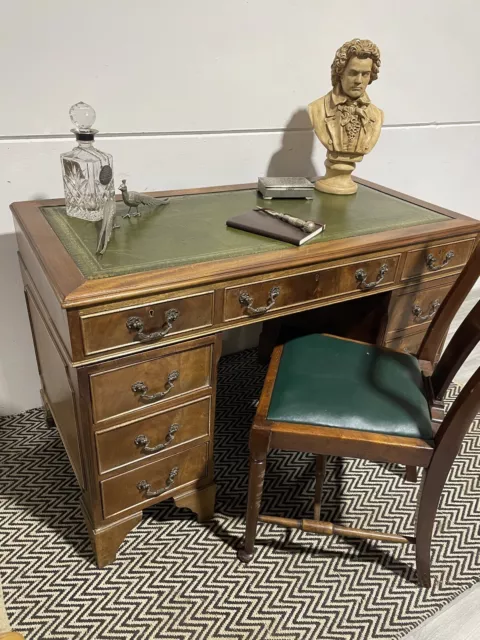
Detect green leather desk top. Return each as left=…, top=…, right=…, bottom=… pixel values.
left=41, top=184, right=448, bottom=280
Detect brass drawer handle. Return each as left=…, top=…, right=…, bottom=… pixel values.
left=238, top=286, right=281, bottom=316
left=412, top=299, right=441, bottom=322
left=126, top=308, right=180, bottom=343
left=426, top=250, right=454, bottom=271
left=132, top=370, right=180, bottom=402
left=355, top=263, right=388, bottom=290
left=135, top=423, right=180, bottom=454
left=137, top=467, right=179, bottom=498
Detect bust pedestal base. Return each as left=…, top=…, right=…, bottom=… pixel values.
left=315, top=152, right=363, bottom=195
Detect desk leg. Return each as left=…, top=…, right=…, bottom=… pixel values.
left=174, top=483, right=217, bottom=522
left=83, top=483, right=216, bottom=568
left=81, top=501, right=142, bottom=568
left=405, top=466, right=418, bottom=483
left=40, top=389, right=55, bottom=428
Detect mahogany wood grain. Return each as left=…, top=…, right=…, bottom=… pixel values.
left=24, top=288, right=84, bottom=489
left=90, top=341, right=213, bottom=423
left=95, top=396, right=211, bottom=474
left=16, top=236, right=72, bottom=357
left=81, top=500, right=142, bottom=569
left=314, top=456, right=326, bottom=520
left=11, top=202, right=85, bottom=303
left=431, top=299, right=480, bottom=399
left=173, top=483, right=217, bottom=523
left=223, top=267, right=336, bottom=322
left=80, top=290, right=214, bottom=357
left=267, top=422, right=434, bottom=467
left=401, top=237, right=475, bottom=282
left=336, top=254, right=400, bottom=294
left=258, top=515, right=415, bottom=544
left=236, top=438, right=269, bottom=564
left=418, top=243, right=480, bottom=365
left=417, top=366, right=480, bottom=587
left=101, top=443, right=209, bottom=518
left=70, top=332, right=220, bottom=566
left=384, top=329, right=427, bottom=356
left=405, top=466, right=418, bottom=483
left=387, top=281, right=453, bottom=333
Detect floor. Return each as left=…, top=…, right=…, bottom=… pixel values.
left=401, top=582, right=480, bottom=640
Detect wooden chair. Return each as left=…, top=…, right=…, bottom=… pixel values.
left=238, top=243, right=480, bottom=587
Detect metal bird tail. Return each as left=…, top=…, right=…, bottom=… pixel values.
left=96, top=200, right=117, bottom=255
left=138, top=193, right=170, bottom=207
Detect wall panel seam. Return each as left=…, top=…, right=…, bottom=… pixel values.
left=1, top=121, right=479, bottom=144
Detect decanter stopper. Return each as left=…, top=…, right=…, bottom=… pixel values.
left=69, top=101, right=98, bottom=141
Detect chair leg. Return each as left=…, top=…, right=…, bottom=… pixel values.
left=415, top=467, right=444, bottom=588
left=314, top=455, right=326, bottom=520
left=238, top=429, right=269, bottom=563
left=406, top=466, right=418, bottom=483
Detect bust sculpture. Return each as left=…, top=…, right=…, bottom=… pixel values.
left=308, top=39, right=383, bottom=195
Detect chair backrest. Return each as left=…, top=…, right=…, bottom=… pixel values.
left=418, top=242, right=480, bottom=400
left=417, top=242, right=480, bottom=453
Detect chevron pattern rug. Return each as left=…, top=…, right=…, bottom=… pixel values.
left=1, top=348, right=479, bottom=640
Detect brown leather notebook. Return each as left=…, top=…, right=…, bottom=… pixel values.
left=226, top=209, right=325, bottom=246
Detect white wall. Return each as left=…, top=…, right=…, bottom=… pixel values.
left=1, top=0, right=479, bottom=414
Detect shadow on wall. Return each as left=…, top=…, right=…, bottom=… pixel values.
left=0, top=232, right=40, bottom=415
left=266, top=109, right=319, bottom=180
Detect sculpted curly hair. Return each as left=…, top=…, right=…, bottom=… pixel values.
left=331, top=39, right=381, bottom=87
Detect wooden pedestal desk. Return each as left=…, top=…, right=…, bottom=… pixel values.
left=11, top=178, right=480, bottom=567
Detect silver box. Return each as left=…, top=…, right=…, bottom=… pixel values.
left=257, top=177, right=314, bottom=199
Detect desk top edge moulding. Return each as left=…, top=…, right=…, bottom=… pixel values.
left=309, top=38, right=383, bottom=195
left=10, top=178, right=480, bottom=311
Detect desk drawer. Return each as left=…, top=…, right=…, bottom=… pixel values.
left=402, top=238, right=474, bottom=281
left=223, top=268, right=336, bottom=322
left=90, top=342, right=213, bottom=423
left=337, top=254, right=400, bottom=295
left=101, top=443, right=208, bottom=517
left=385, top=330, right=427, bottom=356
left=80, top=291, right=214, bottom=356
left=387, top=281, right=452, bottom=334
left=95, top=397, right=211, bottom=473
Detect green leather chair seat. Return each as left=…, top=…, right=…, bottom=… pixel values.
left=267, top=334, right=433, bottom=442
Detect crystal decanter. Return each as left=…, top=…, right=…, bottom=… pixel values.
left=61, top=102, right=115, bottom=221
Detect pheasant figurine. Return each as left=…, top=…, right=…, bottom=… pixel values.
left=118, top=179, right=169, bottom=217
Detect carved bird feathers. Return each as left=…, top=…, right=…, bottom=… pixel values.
left=118, top=179, right=169, bottom=217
